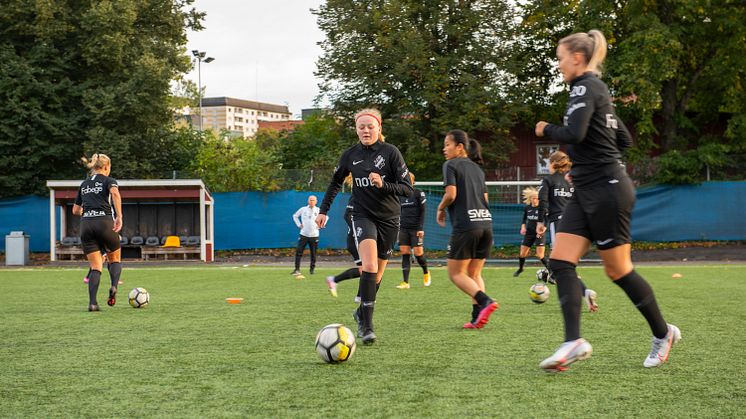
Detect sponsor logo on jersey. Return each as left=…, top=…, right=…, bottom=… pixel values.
left=605, top=113, right=618, bottom=129
left=374, top=155, right=385, bottom=169
left=354, top=175, right=386, bottom=188
left=83, top=210, right=106, bottom=217
left=467, top=208, right=492, bottom=221
left=553, top=188, right=573, bottom=197
left=353, top=160, right=364, bottom=165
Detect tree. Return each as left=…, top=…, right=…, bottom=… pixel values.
left=314, top=0, right=519, bottom=179
left=0, top=0, right=204, bottom=197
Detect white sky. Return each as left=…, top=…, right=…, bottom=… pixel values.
left=185, top=0, right=326, bottom=117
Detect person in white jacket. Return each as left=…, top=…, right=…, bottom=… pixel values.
left=291, top=195, right=323, bottom=276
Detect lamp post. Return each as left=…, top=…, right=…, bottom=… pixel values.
left=192, top=50, right=214, bottom=131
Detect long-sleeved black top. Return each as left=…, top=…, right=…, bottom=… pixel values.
left=522, top=205, right=541, bottom=234
left=543, top=72, right=633, bottom=188
left=319, top=140, right=413, bottom=221
left=537, top=172, right=574, bottom=224
left=400, top=187, right=427, bottom=230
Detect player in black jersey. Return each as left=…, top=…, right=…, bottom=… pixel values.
left=325, top=176, right=362, bottom=299
left=534, top=30, right=679, bottom=371
left=513, top=187, right=546, bottom=277
left=72, top=154, right=123, bottom=312
left=396, top=172, right=431, bottom=289
left=536, top=151, right=598, bottom=311
left=436, top=130, right=499, bottom=329
left=317, top=108, right=413, bottom=344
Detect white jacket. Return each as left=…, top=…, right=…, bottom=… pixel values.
left=292, top=206, right=322, bottom=238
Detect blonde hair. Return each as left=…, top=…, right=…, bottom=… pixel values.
left=559, top=29, right=607, bottom=77
left=354, top=108, right=385, bottom=141
left=522, top=187, right=538, bottom=205
left=549, top=150, right=572, bottom=174
left=81, top=153, right=111, bottom=175
left=408, top=172, right=415, bottom=184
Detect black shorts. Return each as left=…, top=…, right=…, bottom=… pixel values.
left=448, top=228, right=493, bottom=260
left=398, top=228, right=423, bottom=248
left=350, top=214, right=399, bottom=260
left=557, top=174, right=635, bottom=250
left=521, top=233, right=545, bottom=247
left=80, top=218, right=121, bottom=255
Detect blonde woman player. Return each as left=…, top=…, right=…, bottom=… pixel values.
left=396, top=172, right=431, bottom=289
left=316, top=108, right=413, bottom=344
left=72, top=154, right=123, bottom=311
left=534, top=30, right=679, bottom=371
left=513, top=187, right=547, bottom=277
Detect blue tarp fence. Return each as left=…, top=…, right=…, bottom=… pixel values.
left=2, top=182, right=744, bottom=252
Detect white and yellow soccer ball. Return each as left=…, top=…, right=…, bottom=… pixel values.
left=315, top=324, right=356, bottom=364
left=128, top=287, right=150, bottom=308
left=529, top=282, right=550, bottom=304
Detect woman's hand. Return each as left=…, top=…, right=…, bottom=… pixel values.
left=315, top=214, right=328, bottom=229
left=535, top=121, right=548, bottom=137
left=536, top=222, right=546, bottom=238
left=436, top=209, right=446, bottom=227
left=416, top=230, right=424, bottom=239
left=520, top=226, right=526, bottom=236
left=369, top=172, right=383, bottom=188
left=113, top=217, right=123, bottom=233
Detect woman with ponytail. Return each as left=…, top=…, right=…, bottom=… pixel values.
left=72, top=154, right=123, bottom=311
left=316, top=108, right=413, bottom=344
left=534, top=30, right=679, bottom=371
left=436, top=130, right=499, bottom=329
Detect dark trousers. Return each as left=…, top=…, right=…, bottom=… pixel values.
left=294, top=235, right=319, bottom=270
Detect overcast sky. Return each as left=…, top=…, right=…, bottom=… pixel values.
left=185, top=0, right=325, bottom=117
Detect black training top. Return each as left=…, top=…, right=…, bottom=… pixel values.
left=537, top=172, right=574, bottom=223
left=442, top=157, right=492, bottom=233
left=522, top=205, right=541, bottom=234
left=74, top=173, right=119, bottom=219
left=543, top=73, right=632, bottom=188
left=320, top=140, right=413, bottom=221
left=399, top=187, right=427, bottom=230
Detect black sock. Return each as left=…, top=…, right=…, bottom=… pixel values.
left=334, top=267, right=360, bottom=283
left=108, top=262, right=121, bottom=289
left=518, top=257, right=525, bottom=270
left=540, top=256, right=549, bottom=268
left=360, top=271, right=377, bottom=332
left=85, top=268, right=91, bottom=279
left=471, top=304, right=480, bottom=323
left=549, top=259, right=582, bottom=342
left=415, top=255, right=428, bottom=274
left=614, top=270, right=668, bottom=338
left=473, top=291, right=492, bottom=308
left=401, top=254, right=411, bottom=283
left=88, top=270, right=101, bottom=306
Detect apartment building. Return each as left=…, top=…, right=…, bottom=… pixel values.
left=197, top=97, right=292, bottom=137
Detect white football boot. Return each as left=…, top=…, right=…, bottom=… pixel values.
left=540, top=338, right=593, bottom=372
left=644, top=324, right=681, bottom=368
left=584, top=289, right=599, bottom=313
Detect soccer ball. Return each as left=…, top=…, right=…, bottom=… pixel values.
left=128, top=287, right=150, bottom=308
left=315, top=324, right=356, bottom=364
left=529, top=282, right=551, bottom=304
left=536, top=268, right=550, bottom=282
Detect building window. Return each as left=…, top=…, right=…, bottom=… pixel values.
left=537, top=144, right=560, bottom=175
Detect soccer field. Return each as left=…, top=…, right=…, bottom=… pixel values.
left=1, top=265, right=744, bottom=417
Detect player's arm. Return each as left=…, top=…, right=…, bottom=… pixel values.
left=317, top=151, right=350, bottom=228
left=539, top=80, right=595, bottom=144
left=615, top=116, right=633, bottom=153
left=72, top=186, right=83, bottom=216
left=292, top=208, right=303, bottom=228
left=536, top=179, right=549, bottom=236
left=521, top=206, right=528, bottom=235
left=110, top=183, right=123, bottom=232
left=436, top=185, right=456, bottom=227
left=417, top=191, right=426, bottom=233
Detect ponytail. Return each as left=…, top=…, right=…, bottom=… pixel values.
left=559, top=29, right=607, bottom=77
left=81, top=153, right=111, bottom=175
left=446, top=129, right=484, bottom=165
left=549, top=150, right=572, bottom=174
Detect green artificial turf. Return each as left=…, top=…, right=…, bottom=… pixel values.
left=0, top=265, right=744, bottom=417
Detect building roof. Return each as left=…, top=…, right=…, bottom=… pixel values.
left=201, top=97, right=290, bottom=114
left=258, top=120, right=305, bottom=132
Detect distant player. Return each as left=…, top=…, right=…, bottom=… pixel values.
left=316, top=108, right=413, bottom=344
left=534, top=30, right=679, bottom=371
left=291, top=195, right=322, bottom=277
left=513, top=187, right=547, bottom=277
left=72, top=154, right=123, bottom=311
left=537, top=151, right=597, bottom=311
left=396, top=172, right=431, bottom=289
left=436, top=129, right=499, bottom=329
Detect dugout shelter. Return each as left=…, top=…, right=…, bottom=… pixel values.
left=46, top=179, right=214, bottom=262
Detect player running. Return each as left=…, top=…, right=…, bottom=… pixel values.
left=436, top=129, right=499, bottom=329
left=72, top=154, right=124, bottom=311
left=536, top=151, right=598, bottom=312
left=316, top=108, right=413, bottom=344
left=396, top=172, right=431, bottom=289
left=534, top=30, right=680, bottom=371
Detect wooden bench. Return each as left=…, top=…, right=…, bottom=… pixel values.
left=140, top=246, right=201, bottom=261
left=56, top=246, right=85, bottom=260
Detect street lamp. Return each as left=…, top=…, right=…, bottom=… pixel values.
left=192, top=50, right=215, bottom=131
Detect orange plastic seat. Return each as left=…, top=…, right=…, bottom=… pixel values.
left=162, top=236, right=181, bottom=248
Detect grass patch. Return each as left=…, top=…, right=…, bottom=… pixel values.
left=1, top=265, right=744, bottom=417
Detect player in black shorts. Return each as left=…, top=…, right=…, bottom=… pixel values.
left=513, top=187, right=547, bottom=277
left=536, top=151, right=598, bottom=311
left=534, top=30, right=679, bottom=371
left=396, top=172, right=430, bottom=289
left=72, top=154, right=124, bottom=312
left=317, top=108, right=413, bottom=344
left=436, top=129, right=499, bottom=329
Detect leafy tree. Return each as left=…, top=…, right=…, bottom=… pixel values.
left=314, top=0, right=519, bottom=179
left=0, top=0, right=204, bottom=197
